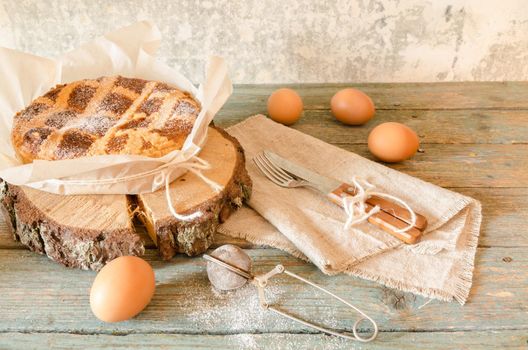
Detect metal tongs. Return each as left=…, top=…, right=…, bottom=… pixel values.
left=203, top=252, right=379, bottom=343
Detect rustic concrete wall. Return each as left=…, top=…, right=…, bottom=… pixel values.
left=1, top=0, right=526, bottom=83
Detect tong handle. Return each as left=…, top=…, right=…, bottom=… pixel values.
left=328, top=183, right=423, bottom=244
left=254, top=265, right=378, bottom=343
left=204, top=253, right=379, bottom=343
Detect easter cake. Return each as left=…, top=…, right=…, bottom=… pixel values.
left=11, top=76, right=200, bottom=163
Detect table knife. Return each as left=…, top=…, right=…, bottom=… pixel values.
left=264, top=151, right=427, bottom=244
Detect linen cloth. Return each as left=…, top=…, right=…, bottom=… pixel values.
left=219, top=115, right=482, bottom=304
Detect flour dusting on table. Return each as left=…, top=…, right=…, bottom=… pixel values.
left=180, top=272, right=340, bottom=333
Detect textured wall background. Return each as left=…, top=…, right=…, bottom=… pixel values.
left=1, top=0, right=527, bottom=84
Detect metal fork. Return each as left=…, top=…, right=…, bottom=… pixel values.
left=253, top=152, right=313, bottom=189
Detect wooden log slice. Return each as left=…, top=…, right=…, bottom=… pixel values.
left=137, top=127, right=252, bottom=260
left=0, top=126, right=251, bottom=269
left=0, top=183, right=142, bottom=270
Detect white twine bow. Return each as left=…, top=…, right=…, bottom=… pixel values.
left=153, top=155, right=224, bottom=221
left=342, top=177, right=417, bottom=233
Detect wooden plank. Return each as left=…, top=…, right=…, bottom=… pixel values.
left=1, top=187, right=527, bottom=249
left=218, top=109, right=528, bottom=145
left=0, top=330, right=526, bottom=350
left=218, top=83, right=528, bottom=116
left=0, top=247, right=525, bottom=334
left=457, top=188, right=528, bottom=247
left=218, top=105, right=528, bottom=189
left=331, top=144, right=527, bottom=188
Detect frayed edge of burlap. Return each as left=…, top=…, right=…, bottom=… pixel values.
left=451, top=200, right=482, bottom=304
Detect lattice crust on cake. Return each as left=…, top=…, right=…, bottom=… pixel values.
left=11, top=76, right=201, bottom=163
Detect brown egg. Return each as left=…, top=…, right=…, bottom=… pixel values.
left=368, top=122, right=419, bottom=163
left=331, top=88, right=375, bottom=125
left=267, top=88, right=303, bottom=125
left=90, top=256, right=155, bottom=323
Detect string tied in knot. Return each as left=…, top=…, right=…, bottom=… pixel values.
left=153, top=155, right=224, bottom=221
left=342, top=177, right=417, bottom=234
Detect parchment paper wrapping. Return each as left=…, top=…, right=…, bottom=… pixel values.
left=0, top=21, right=232, bottom=195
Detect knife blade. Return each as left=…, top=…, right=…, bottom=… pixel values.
left=264, top=150, right=427, bottom=238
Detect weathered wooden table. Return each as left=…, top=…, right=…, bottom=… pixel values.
left=1, top=83, right=527, bottom=349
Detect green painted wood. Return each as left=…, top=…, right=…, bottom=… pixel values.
left=458, top=188, right=528, bottom=247
left=218, top=83, right=528, bottom=118
left=326, top=143, right=528, bottom=188
left=218, top=109, right=528, bottom=145
left=0, top=248, right=526, bottom=334
left=1, top=331, right=526, bottom=350
left=234, top=122, right=527, bottom=189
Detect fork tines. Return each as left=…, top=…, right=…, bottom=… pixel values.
left=253, top=151, right=295, bottom=187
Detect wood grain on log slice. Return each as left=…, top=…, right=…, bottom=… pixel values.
left=137, top=127, right=252, bottom=260
left=0, top=126, right=251, bottom=269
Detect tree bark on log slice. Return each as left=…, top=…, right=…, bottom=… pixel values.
left=0, top=183, right=142, bottom=270
left=0, top=126, right=251, bottom=269
left=137, top=127, right=252, bottom=260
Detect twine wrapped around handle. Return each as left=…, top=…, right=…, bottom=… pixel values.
left=342, top=177, right=417, bottom=233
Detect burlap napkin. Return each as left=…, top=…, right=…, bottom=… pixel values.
left=219, top=115, right=482, bottom=304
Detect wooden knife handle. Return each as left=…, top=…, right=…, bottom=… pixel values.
left=366, top=195, right=428, bottom=231
left=365, top=203, right=422, bottom=244
left=328, top=183, right=423, bottom=244
left=333, top=183, right=427, bottom=230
